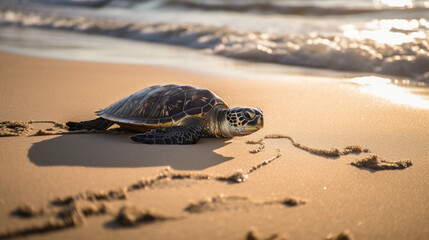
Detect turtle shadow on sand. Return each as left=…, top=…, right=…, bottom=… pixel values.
left=28, top=133, right=233, bottom=170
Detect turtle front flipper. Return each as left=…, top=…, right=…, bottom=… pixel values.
left=66, top=117, right=113, bottom=131
left=130, top=124, right=202, bottom=145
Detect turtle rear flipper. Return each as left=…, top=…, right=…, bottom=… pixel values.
left=66, top=117, right=113, bottom=131
left=130, top=124, right=202, bottom=145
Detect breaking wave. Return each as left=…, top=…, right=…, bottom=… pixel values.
left=36, top=0, right=429, bottom=16
left=1, top=7, right=428, bottom=82
left=152, top=0, right=429, bottom=16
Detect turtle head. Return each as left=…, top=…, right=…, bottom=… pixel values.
left=225, top=107, right=263, bottom=136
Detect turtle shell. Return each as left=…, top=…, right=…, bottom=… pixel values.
left=96, top=84, right=229, bottom=129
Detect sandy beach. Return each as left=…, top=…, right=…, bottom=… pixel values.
left=1, top=51, right=429, bottom=239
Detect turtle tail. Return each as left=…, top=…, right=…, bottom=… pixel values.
left=66, top=118, right=113, bottom=131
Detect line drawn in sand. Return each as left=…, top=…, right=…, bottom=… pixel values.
left=0, top=148, right=290, bottom=239
left=246, top=134, right=412, bottom=171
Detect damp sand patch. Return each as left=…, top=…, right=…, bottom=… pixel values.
left=351, top=154, right=412, bottom=171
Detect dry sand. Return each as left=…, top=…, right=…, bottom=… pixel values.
left=0, top=51, right=428, bottom=239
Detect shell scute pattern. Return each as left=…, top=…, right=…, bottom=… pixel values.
left=185, top=108, right=202, bottom=116
left=183, top=89, right=214, bottom=110
left=144, top=119, right=159, bottom=125
left=96, top=85, right=228, bottom=127
left=172, top=112, right=187, bottom=122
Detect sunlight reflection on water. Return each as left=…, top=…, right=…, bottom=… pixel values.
left=343, top=19, right=427, bottom=45
left=349, top=76, right=429, bottom=110
left=377, top=0, right=415, bottom=8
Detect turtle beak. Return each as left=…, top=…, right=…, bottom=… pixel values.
left=244, top=115, right=263, bottom=134
left=258, top=114, right=264, bottom=129
left=253, top=108, right=264, bottom=129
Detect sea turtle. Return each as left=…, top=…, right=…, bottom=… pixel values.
left=66, top=84, right=263, bottom=144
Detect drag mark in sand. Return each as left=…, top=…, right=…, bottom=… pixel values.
left=127, top=167, right=249, bottom=192
left=351, top=154, right=412, bottom=171
left=244, top=229, right=353, bottom=240
left=0, top=120, right=129, bottom=137
left=0, top=201, right=108, bottom=239
left=1, top=200, right=174, bottom=238
left=246, top=230, right=287, bottom=240
left=246, top=149, right=282, bottom=175
left=12, top=205, right=46, bottom=218
left=185, top=194, right=305, bottom=213
left=2, top=183, right=304, bottom=238
left=128, top=149, right=282, bottom=189
left=0, top=215, right=81, bottom=239
left=246, top=138, right=265, bottom=154
left=0, top=121, right=31, bottom=136
left=246, top=134, right=412, bottom=171
left=116, top=206, right=178, bottom=227
left=325, top=229, right=354, bottom=240
left=51, top=189, right=127, bottom=205
left=262, top=134, right=370, bottom=157
left=0, top=120, right=68, bottom=136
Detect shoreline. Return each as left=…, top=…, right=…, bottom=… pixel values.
left=0, top=51, right=428, bottom=240
left=1, top=4, right=428, bottom=84
left=1, top=25, right=428, bottom=89
left=0, top=26, right=363, bottom=83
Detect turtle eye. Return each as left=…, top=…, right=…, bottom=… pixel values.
left=243, top=110, right=255, bottom=120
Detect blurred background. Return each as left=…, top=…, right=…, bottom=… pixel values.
left=1, top=0, right=428, bottom=90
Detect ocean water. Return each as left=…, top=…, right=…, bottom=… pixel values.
left=0, top=0, right=428, bottom=85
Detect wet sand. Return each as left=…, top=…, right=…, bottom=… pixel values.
left=0, top=51, right=429, bottom=239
